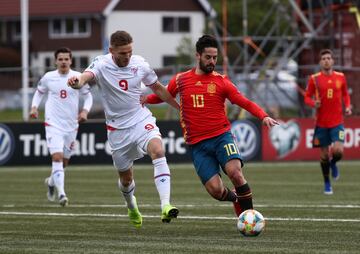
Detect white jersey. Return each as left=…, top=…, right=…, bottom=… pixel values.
left=85, top=54, right=157, bottom=129
left=36, top=69, right=91, bottom=131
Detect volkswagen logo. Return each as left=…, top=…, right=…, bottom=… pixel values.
left=231, top=120, right=260, bottom=161
left=0, top=124, right=15, bottom=165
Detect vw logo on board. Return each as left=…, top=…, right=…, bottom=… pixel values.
left=0, top=124, right=15, bottom=165
left=231, top=120, right=260, bottom=161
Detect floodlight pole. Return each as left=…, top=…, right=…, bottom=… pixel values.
left=222, top=0, right=228, bottom=76
left=21, top=0, right=29, bottom=121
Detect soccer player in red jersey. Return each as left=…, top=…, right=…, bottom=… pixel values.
left=143, top=35, right=278, bottom=217
left=304, top=49, right=352, bottom=195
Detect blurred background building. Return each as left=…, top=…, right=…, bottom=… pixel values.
left=0, top=0, right=213, bottom=113
left=0, top=0, right=359, bottom=119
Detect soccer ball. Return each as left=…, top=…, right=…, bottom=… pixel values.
left=237, top=209, right=265, bottom=236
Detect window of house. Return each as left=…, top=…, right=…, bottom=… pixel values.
left=65, top=19, right=75, bottom=34
left=162, top=17, right=190, bottom=33
left=44, top=55, right=88, bottom=71
left=163, top=17, right=175, bottom=32
left=52, top=20, right=61, bottom=34
left=44, top=57, right=53, bottom=71
left=72, top=56, right=89, bottom=71
left=79, top=57, right=89, bottom=69
left=0, top=21, right=5, bottom=43
left=78, top=19, right=87, bottom=33
left=163, top=56, right=177, bottom=66
left=178, top=17, right=190, bottom=32
left=12, top=21, right=22, bottom=40
left=49, top=18, right=91, bottom=38
left=9, top=21, right=31, bottom=41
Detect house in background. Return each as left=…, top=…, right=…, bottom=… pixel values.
left=0, top=0, right=215, bottom=90
left=107, top=0, right=216, bottom=68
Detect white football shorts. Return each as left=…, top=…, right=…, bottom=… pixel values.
left=108, top=115, right=162, bottom=172
left=45, top=125, right=77, bottom=159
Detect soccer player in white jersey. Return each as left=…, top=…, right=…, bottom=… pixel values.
left=30, top=47, right=93, bottom=207
left=68, top=30, right=179, bottom=228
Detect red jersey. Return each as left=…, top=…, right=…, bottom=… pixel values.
left=304, top=71, right=350, bottom=128
left=147, top=68, right=268, bottom=145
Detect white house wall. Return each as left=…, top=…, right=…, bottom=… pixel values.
left=107, top=11, right=205, bottom=68
left=31, top=50, right=103, bottom=77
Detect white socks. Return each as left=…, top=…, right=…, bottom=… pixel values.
left=117, top=157, right=171, bottom=211
left=118, top=179, right=136, bottom=209
left=51, top=161, right=65, bottom=197
left=153, top=157, right=171, bottom=210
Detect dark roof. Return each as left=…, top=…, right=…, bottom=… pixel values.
left=0, top=0, right=115, bottom=18
left=0, top=0, right=215, bottom=18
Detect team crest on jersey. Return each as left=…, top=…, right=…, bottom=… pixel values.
left=336, top=80, right=341, bottom=89
left=207, top=82, right=216, bottom=95
left=131, top=67, right=138, bottom=75
left=144, top=124, right=154, bottom=130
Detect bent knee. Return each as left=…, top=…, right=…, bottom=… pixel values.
left=227, top=168, right=243, bottom=180
left=332, top=151, right=343, bottom=161
left=205, top=184, right=224, bottom=200
left=210, top=189, right=225, bottom=200
left=148, top=146, right=165, bottom=159
left=51, top=153, right=63, bottom=162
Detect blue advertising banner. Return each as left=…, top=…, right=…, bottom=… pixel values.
left=0, top=121, right=190, bottom=166
left=0, top=120, right=263, bottom=166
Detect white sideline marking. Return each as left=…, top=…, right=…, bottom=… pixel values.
left=2, top=204, right=360, bottom=209
left=0, top=211, right=359, bottom=222
left=1, top=160, right=359, bottom=172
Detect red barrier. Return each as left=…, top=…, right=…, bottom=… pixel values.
left=262, top=117, right=360, bottom=161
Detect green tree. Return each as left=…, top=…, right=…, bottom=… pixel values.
left=175, top=37, right=195, bottom=65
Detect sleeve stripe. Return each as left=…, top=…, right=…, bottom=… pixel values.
left=146, top=80, right=158, bottom=87
left=37, top=89, right=45, bottom=94
left=84, top=70, right=95, bottom=79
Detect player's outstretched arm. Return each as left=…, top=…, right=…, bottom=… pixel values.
left=29, top=89, right=45, bottom=119
left=150, top=81, right=179, bottom=110
left=29, top=106, right=39, bottom=119
left=262, top=116, right=279, bottom=128
left=78, top=91, right=93, bottom=123
left=78, top=109, right=89, bottom=123
left=140, top=95, right=148, bottom=107
left=68, top=72, right=94, bottom=89
left=345, top=107, right=352, bottom=116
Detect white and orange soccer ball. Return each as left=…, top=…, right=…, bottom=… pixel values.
left=237, top=209, right=265, bottom=236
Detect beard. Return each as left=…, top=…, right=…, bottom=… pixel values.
left=199, top=61, right=215, bottom=74
left=322, top=65, right=331, bottom=71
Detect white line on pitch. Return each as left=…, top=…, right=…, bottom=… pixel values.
left=2, top=204, right=360, bottom=208
left=1, top=161, right=359, bottom=172
left=0, top=211, right=359, bottom=222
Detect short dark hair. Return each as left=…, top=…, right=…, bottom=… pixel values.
left=110, top=30, right=133, bottom=47
left=319, top=49, right=333, bottom=58
left=196, top=35, right=218, bottom=54
left=54, top=47, right=72, bottom=59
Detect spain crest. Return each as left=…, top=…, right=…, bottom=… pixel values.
left=207, top=82, right=216, bottom=95
left=335, top=80, right=341, bottom=89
